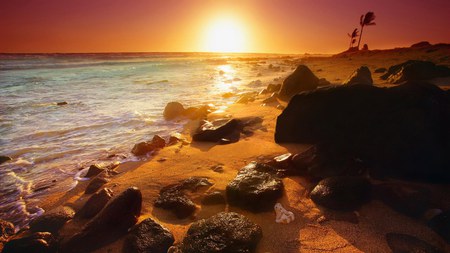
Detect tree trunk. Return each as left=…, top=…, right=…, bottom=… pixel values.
left=357, top=25, right=364, bottom=50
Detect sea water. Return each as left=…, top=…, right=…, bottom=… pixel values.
left=0, top=52, right=291, bottom=229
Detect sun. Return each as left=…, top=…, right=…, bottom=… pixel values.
left=203, top=17, right=247, bottom=53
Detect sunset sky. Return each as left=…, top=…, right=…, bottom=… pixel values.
left=1, top=0, right=449, bottom=54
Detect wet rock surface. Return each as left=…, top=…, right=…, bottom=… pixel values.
left=85, top=177, right=110, bottom=194
left=84, top=164, right=104, bottom=178
left=343, top=66, right=373, bottom=85
left=76, top=188, right=113, bottom=219
left=29, top=206, right=75, bottom=233
left=381, top=60, right=450, bottom=83
left=123, top=218, right=174, bottom=253
left=193, top=119, right=240, bottom=143
left=279, top=65, right=319, bottom=100
left=427, top=210, right=450, bottom=244
left=201, top=191, right=226, bottom=205
left=131, top=135, right=166, bottom=156
left=180, top=212, right=262, bottom=253
left=310, top=176, right=371, bottom=210
left=374, top=67, right=387, bottom=73
left=386, top=233, right=444, bottom=253
left=61, top=187, right=142, bottom=253
left=0, top=156, right=12, bottom=165
left=2, top=232, right=57, bottom=253
left=275, top=82, right=450, bottom=182
left=155, top=177, right=212, bottom=218
left=226, top=162, right=284, bottom=212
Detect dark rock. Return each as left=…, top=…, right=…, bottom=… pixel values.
left=193, top=119, right=240, bottom=143
left=266, top=83, right=281, bottom=93
left=163, top=102, right=185, bottom=120
left=386, top=233, right=444, bottom=253
left=310, top=176, right=371, bottom=210
left=0, top=156, right=12, bottom=165
left=318, top=78, right=331, bottom=86
left=427, top=210, right=450, bottom=244
left=275, top=82, right=450, bottom=182
left=361, top=44, right=369, bottom=51
left=56, top=101, right=67, bottom=106
left=411, top=41, right=432, bottom=48
left=265, top=153, right=303, bottom=177
left=85, top=177, right=109, bottom=194
left=226, top=162, right=284, bottom=212
left=155, top=177, right=212, bottom=219
left=84, top=164, right=104, bottom=178
left=2, top=232, right=57, bottom=253
left=180, top=212, right=262, bottom=253
left=76, top=188, right=113, bottom=219
left=381, top=60, right=450, bottom=83
left=123, top=218, right=174, bottom=253
left=276, top=105, right=285, bottom=110
left=29, top=206, right=74, bottom=233
left=201, top=191, right=226, bottom=205
left=374, top=183, right=431, bottom=218
left=374, top=67, right=387, bottom=73
left=343, top=66, right=373, bottom=85
left=61, top=187, right=142, bottom=253
left=279, top=65, right=319, bottom=100
left=0, top=220, right=14, bottom=242
left=131, top=135, right=166, bottom=156
left=262, top=93, right=278, bottom=104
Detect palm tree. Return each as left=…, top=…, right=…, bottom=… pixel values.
left=357, top=12, right=376, bottom=49
left=347, top=28, right=359, bottom=49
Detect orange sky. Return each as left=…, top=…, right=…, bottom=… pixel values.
left=1, top=0, right=449, bottom=54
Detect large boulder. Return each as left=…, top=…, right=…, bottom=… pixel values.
left=226, top=162, right=284, bottom=212
left=154, top=177, right=212, bottom=219
left=381, top=60, right=450, bottom=83
left=163, top=102, right=185, bottom=120
left=279, top=65, right=319, bottom=100
left=123, top=218, right=174, bottom=253
left=131, top=135, right=166, bottom=156
left=427, top=210, right=450, bottom=244
left=275, top=82, right=450, bottom=182
left=76, top=188, right=113, bottom=219
left=180, top=212, right=262, bottom=253
left=29, top=206, right=75, bottom=233
left=386, top=233, right=444, bottom=253
left=192, top=119, right=240, bottom=143
left=310, top=176, right=371, bottom=210
left=343, top=66, right=373, bottom=85
left=61, top=187, right=142, bottom=253
left=2, top=232, right=57, bottom=253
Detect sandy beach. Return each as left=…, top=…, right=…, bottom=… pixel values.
left=17, top=45, right=449, bottom=253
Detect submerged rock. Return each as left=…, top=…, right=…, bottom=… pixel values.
left=29, top=206, right=75, bottom=233
left=275, top=82, right=450, bottom=182
left=131, top=135, right=166, bottom=156
left=76, top=188, right=113, bottom=219
left=386, top=233, right=444, bottom=253
left=154, top=177, right=212, bottom=219
left=61, top=187, right=142, bottom=253
left=381, top=60, right=450, bottom=83
left=226, top=162, right=283, bottom=211
left=343, top=66, right=373, bottom=85
left=310, top=176, right=371, bottom=210
left=0, top=156, right=12, bottom=165
left=427, top=210, right=450, bottom=244
left=56, top=101, right=68, bottom=106
left=85, top=177, right=109, bottom=194
left=2, top=232, right=57, bottom=253
left=180, top=212, right=262, bottom=253
left=123, top=218, right=174, bottom=253
left=279, top=65, right=319, bottom=100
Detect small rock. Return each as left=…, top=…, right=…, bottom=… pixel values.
left=123, top=218, right=174, bottom=253
left=236, top=93, right=256, bottom=104
left=61, top=187, right=142, bottom=253
left=85, top=177, right=110, bottom=194
left=262, top=93, right=278, bottom=104
left=427, top=210, right=450, bottom=244
left=276, top=105, right=285, bottom=110
left=180, top=212, right=262, bottom=253
left=163, top=102, right=185, bottom=120
left=411, top=41, right=432, bottom=48
left=318, top=78, right=331, bottom=86
left=279, top=65, right=319, bottom=100
left=84, top=164, right=104, bottom=178
left=343, top=66, right=373, bottom=85
left=201, top=191, right=226, bottom=205
left=374, top=67, right=387, bottom=73
left=131, top=135, right=166, bottom=156
left=56, top=101, right=67, bottom=106
left=29, top=206, right=75, bottom=233
left=381, top=60, right=450, bottom=83
left=0, top=156, right=12, bottom=165
left=192, top=119, right=240, bottom=143
left=310, top=176, right=371, bottom=210
left=0, top=219, right=14, bottom=242
left=226, top=162, right=284, bottom=212
left=266, top=83, right=281, bottom=93
left=76, top=188, right=113, bottom=219
left=386, top=233, right=444, bottom=253
left=2, top=232, right=57, bottom=253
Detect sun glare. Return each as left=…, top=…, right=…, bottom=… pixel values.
left=204, top=18, right=247, bottom=53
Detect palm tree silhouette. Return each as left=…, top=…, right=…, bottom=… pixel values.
left=357, top=12, right=376, bottom=49
left=347, top=28, right=359, bottom=49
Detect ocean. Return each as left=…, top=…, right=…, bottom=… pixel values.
left=0, top=52, right=291, bottom=229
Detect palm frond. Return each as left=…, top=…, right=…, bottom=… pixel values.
left=351, top=28, right=359, bottom=38
left=362, top=12, right=376, bottom=26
